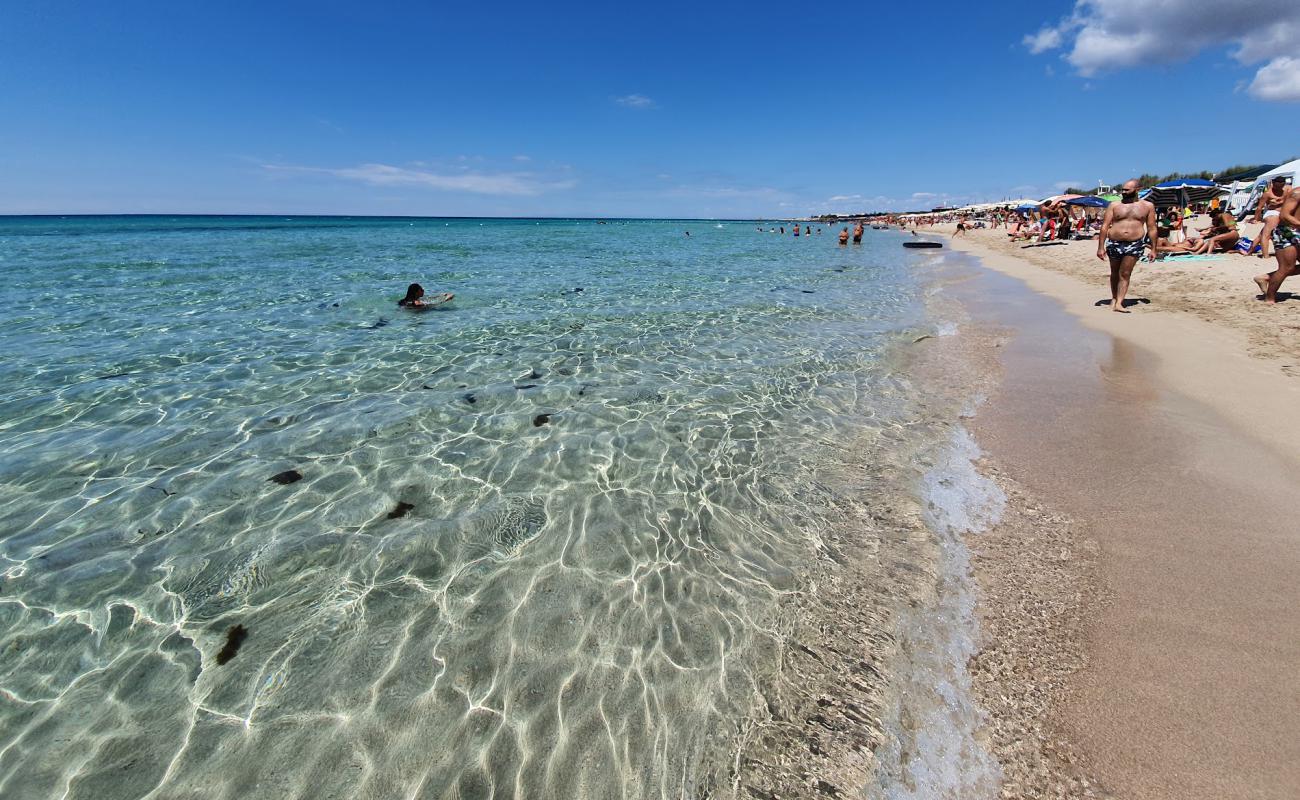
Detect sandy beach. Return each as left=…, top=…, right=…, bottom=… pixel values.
left=938, top=220, right=1300, bottom=374
left=929, top=227, right=1300, bottom=798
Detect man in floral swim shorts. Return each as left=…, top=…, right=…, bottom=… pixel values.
left=1097, top=179, right=1159, bottom=313
left=1255, top=184, right=1300, bottom=304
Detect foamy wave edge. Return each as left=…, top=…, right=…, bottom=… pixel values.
left=872, top=422, right=1005, bottom=799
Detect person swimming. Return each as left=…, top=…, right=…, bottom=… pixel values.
left=398, top=283, right=427, bottom=307
left=397, top=283, right=455, bottom=309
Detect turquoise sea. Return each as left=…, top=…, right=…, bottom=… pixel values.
left=0, top=217, right=999, bottom=798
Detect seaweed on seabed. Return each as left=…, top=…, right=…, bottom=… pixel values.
left=216, top=624, right=248, bottom=665
left=270, top=469, right=303, bottom=485
left=387, top=501, right=415, bottom=519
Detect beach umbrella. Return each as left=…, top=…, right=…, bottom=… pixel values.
left=1041, top=194, right=1083, bottom=204
left=1144, top=179, right=1222, bottom=207
left=1065, top=195, right=1110, bottom=207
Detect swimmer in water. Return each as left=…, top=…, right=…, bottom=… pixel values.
left=398, top=283, right=427, bottom=307
left=397, top=283, right=454, bottom=309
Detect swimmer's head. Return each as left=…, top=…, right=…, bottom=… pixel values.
left=403, top=283, right=424, bottom=303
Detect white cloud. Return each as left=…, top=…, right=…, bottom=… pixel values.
left=1023, top=26, right=1063, bottom=54
left=827, top=194, right=863, bottom=202
left=263, top=163, right=575, bottom=196
left=1025, top=0, right=1300, bottom=102
left=614, top=94, right=656, bottom=109
left=1249, top=56, right=1300, bottom=102
left=512, top=154, right=531, bottom=162
left=911, top=192, right=938, bottom=200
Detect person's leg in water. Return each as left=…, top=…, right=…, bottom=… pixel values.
left=1262, top=244, right=1298, bottom=304
left=1109, top=252, right=1139, bottom=312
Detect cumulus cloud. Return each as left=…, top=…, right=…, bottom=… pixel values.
left=1025, top=0, right=1300, bottom=102
left=263, top=163, right=575, bottom=196
left=1249, top=56, right=1300, bottom=102
left=614, top=94, right=656, bottom=109
left=1023, top=26, right=1063, bottom=54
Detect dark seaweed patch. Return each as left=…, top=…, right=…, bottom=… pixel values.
left=215, top=624, right=248, bottom=665
left=514, top=384, right=538, bottom=390
left=387, top=501, right=415, bottom=519
left=270, top=470, right=302, bottom=485
left=533, top=413, right=552, bottom=427
left=464, top=393, right=477, bottom=405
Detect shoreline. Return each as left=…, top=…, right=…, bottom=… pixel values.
left=933, top=233, right=1300, bottom=798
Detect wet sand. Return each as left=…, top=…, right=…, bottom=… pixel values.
left=939, top=242, right=1300, bottom=798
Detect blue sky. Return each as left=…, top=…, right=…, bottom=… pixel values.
left=3, top=0, right=1299, bottom=217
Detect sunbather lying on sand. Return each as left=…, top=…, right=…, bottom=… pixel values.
left=1156, top=228, right=1198, bottom=257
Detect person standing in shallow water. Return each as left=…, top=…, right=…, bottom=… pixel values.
left=1097, top=179, right=1158, bottom=313
left=838, top=227, right=850, bottom=245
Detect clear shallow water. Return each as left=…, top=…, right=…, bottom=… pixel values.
left=0, top=217, right=953, bottom=798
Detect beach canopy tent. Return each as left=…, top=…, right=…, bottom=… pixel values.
left=1065, top=195, right=1110, bottom=207
left=1231, top=158, right=1300, bottom=217
left=1255, top=158, right=1300, bottom=184
left=1143, top=179, right=1223, bottom=207
left=1217, top=164, right=1278, bottom=183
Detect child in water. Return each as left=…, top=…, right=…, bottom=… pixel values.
left=398, top=283, right=427, bottom=307
left=398, top=283, right=454, bottom=309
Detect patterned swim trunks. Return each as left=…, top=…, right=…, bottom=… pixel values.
left=1270, top=224, right=1300, bottom=251
left=1105, top=236, right=1150, bottom=259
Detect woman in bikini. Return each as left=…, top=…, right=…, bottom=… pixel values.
left=1190, top=210, right=1239, bottom=254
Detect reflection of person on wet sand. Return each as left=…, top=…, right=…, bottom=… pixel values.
left=1097, top=179, right=1157, bottom=313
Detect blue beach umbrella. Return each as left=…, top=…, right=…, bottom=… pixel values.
left=1065, top=195, right=1110, bottom=207
left=1144, top=179, right=1222, bottom=207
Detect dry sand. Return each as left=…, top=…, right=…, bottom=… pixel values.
left=929, top=232, right=1300, bottom=799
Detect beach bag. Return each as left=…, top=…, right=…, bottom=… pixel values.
left=1234, top=236, right=1253, bottom=254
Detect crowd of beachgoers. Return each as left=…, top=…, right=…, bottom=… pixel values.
left=882, top=177, right=1300, bottom=308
